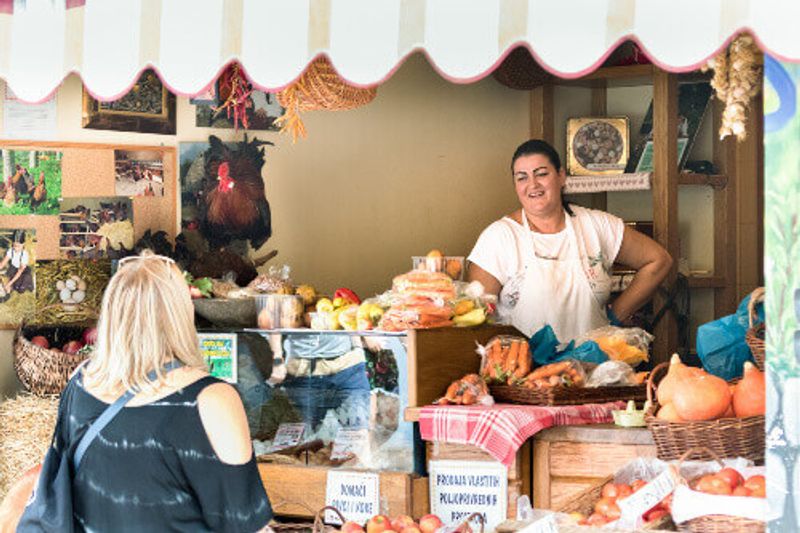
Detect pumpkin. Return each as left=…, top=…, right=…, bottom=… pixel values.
left=672, top=371, right=732, bottom=421
left=656, top=353, right=704, bottom=405
left=656, top=402, right=684, bottom=422
left=733, top=362, right=766, bottom=418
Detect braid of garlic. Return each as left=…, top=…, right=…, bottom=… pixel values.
left=722, top=34, right=763, bottom=140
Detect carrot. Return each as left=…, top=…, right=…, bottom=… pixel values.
left=527, top=361, right=572, bottom=381
left=504, top=341, right=520, bottom=379
left=513, top=341, right=531, bottom=379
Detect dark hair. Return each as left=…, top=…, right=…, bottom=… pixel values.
left=510, top=139, right=574, bottom=216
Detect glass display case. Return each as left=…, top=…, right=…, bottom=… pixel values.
left=205, top=329, right=417, bottom=473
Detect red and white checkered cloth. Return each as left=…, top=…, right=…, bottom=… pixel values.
left=419, top=401, right=625, bottom=466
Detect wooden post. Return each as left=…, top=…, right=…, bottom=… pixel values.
left=651, top=71, right=679, bottom=363
left=530, top=85, right=554, bottom=143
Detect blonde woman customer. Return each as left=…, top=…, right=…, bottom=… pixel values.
left=33, top=251, right=273, bottom=531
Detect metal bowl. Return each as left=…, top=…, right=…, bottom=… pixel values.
left=192, top=297, right=257, bottom=328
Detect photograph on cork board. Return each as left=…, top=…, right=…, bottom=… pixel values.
left=0, top=229, right=36, bottom=327
left=33, top=259, right=111, bottom=325
left=59, top=198, right=133, bottom=260
left=114, top=149, right=165, bottom=197
left=0, top=149, right=62, bottom=215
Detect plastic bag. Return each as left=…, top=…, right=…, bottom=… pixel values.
left=435, top=374, right=494, bottom=406
left=518, top=359, right=587, bottom=390
left=696, top=293, right=762, bottom=380
left=587, top=360, right=638, bottom=387
left=477, top=335, right=531, bottom=385
left=530, top=325, right=609, bottom=366
left=574, top=326, right=653, bottom=366
left=248, top=264, right=293, bottom=294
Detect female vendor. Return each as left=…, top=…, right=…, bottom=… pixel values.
left=468, top=139, right=672, bottom=342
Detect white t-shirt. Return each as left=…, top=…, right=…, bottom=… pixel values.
left=469, top=205, right=625, bottom=295
left=5, top=248, right=29, bottom=269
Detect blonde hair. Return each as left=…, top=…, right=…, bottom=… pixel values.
left=83, top=250, right=206, bottom=394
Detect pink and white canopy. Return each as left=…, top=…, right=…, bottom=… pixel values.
left=2, top=0, right=799, bottom=103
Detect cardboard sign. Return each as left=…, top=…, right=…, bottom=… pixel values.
left=617, top=468, right=677, bottom=528
left=267, top=423, right=307, bottom=453
left=199, top=333, right=237, bottom=383
left=325, top=471, right=380, bottom=525
left=331, top=428, right=370, bottom=461
left=429, top=460, right=508, bottom=531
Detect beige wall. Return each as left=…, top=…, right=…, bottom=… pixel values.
left=0, top=54, right=529, bottom=398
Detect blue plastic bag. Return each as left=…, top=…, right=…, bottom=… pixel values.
left=529, top=325, right=609, bottom=366
left=696, top=294, right=763, bottom=380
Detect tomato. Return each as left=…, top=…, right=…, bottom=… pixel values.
left=615, top=484, right=634, bottom=500
left=696, top=474, right=733, bottom=495
left=716, top=467, right=744, bottom=489
left=594, top=497, right=621, bottom=520
left=744, top=475, right=766, bottom=498
left=601, top=482, right=619, bottom=499
left=644, top=509, right=669, bottom=523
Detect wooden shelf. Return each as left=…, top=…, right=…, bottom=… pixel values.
left=557, top=65, right=655, bottom=87
left=687, top=275, right=726, bottom=288
left=678, top=173, right=728, bottom=188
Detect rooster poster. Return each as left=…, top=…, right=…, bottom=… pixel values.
left=114, top=150, right=165, bottom=197
left=179, top=136, right=273, bottom=250
left=0, top=149, right=61, bottom=215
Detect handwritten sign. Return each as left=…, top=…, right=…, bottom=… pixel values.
left=429, top=460, right=507, bottom=531
left=199, top=333, right=237, bottom=383
left=268, top=423, right=307, bottom=453
left=325, top=471, right=380, bottom=525
left=332, top=428, right=370, bottom=461
left=617, top=468, right=677, bottom=528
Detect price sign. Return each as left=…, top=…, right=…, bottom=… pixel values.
left=331, top=428, right=370, bottom=461
left=617, top=468, right=677, bottom=528
left=267, top=423, right=306, bottom=453
left=429, top=460, right=507, bottom=531
left=325, top=471, right=380, bottom=525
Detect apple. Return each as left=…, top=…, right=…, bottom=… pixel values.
left=567, top=512, right=586, bottom=524
left=630, top=479, right=648, bottom=492
left=732, top=486, right=752, bottom=497
left=615, top=484, right=634, bottom=500
left=400, top=527, right=423, bottom=533
left=716, top=467, right=744, bottom=489
left=644, top=508, right=669, bottom=523
left=30, top=335, right=49, bottom=349
left=586, top=513, right=609, bottom=526
left=82, top=327, right=98, bottom=346
left=366, top=515, right=392, bottom=533
left=418, top=514, right=443, bottom=533
left=743, top=475, right=766, bottom=498
left=696, top=474, right=733, bottom=496
left=341, top=521, right=365, bottom=533
left=391, top=515, right=415, bottom=532
left=62, top=340, right=84, bottom=355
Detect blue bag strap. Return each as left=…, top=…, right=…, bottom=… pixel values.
left=73, top=359, right=182, bottom=469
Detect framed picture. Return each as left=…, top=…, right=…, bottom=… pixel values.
left=82, top=70, right=176, bottom=134
left=567, top=117, right=630, bottom=175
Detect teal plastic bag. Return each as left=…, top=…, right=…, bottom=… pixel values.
left=529, top=325, right=609, bottom=366
left=696, top=294, right=763, bottom=380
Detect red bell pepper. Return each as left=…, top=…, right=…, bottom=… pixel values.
left=334, top=288, right=361, bottom=305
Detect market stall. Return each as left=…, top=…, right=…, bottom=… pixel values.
left=0, top=1, right=798, bottom=532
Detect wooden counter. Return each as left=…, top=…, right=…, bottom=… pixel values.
left=532, top=424, right=657, bottom=510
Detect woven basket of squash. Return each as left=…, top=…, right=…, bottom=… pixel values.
left=644, top=355, right=765, bottom=464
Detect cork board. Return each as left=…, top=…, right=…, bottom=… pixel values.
left=0, top=140, right=177, bottom=260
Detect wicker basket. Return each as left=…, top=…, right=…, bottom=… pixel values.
left=490, top=383, right=646, bottom=406
left=13, top=324, right=90, bottom=395
left=276, top=56, right=377, bottom=141
left=744, top=287, right=765, bottom=371
left=644, top=363, right=765, bottom=463
left=557, top=474, right=673, bottom=529
left=673, top=448, right=765, bottom=533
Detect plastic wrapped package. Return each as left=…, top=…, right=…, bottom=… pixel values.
left=519, top=359, right=588, bottom=390
left=436, top=374, right=494, bottom=406
left=586, top=360, right=638, bottom=387
left=477, top=335, right=531, bottom=385
left=379, top=269, right=457, bottom=331
left=573, top=326, right=654, bottom=366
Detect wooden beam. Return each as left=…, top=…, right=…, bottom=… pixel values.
left=651, top=70, right=679, bottom=363
left=530, top=85, right=554, bottom=143
left=678, top=173, right=728, bottom=188
left=712, top=98, right=738, bottom=317
left=735, top=90, right=763, bottom=299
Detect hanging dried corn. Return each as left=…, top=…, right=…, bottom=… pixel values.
left=704, top=34, right=763, bottom=140
left=275, top=57, right=377, bottom=143
left=212, top=63, right=253, bottom=131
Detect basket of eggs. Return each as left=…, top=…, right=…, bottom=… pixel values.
left=644, top=355, right=765, bottom=464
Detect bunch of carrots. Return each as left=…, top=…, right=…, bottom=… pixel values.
left=436, top=374, right=490, bottom=405
left=480, top=336, right=586, bottom=390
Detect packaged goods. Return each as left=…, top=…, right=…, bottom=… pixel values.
left=478, top=335, right=531, bottom=385
left=574, top=326, right=653, bottom=366
left=379, top=269, right=456, bottom=331
left=436, top=374, right=493, bottom=406
left=256, top=294, right=304, bottom=329
left=520, top=359, right=587, bottom=390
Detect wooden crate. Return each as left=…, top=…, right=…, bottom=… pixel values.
left=258, top=463, right=429, bottom=519
left=427, top=441, right=532, bottom=520
left=532, top=426, right=657, bottom=510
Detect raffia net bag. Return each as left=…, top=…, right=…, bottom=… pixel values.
left=744, top=287, right=765, bottom=370
left=276, top=56, right=377, bottom=142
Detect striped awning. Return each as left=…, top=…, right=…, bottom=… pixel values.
left=2, top=0, right=799, bottom=103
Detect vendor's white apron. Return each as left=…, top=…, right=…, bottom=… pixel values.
left=498, top=210, right=610, bottom=341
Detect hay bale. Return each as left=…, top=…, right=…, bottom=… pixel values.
left=0, top=393, right=59, bottom=500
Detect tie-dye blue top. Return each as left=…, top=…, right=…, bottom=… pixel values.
left=55, top=375, right=273, bottom=532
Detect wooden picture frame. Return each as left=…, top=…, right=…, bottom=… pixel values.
left=566, top=117, right=630, bottom=176
left=82, top=70, right=176, bottom=135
